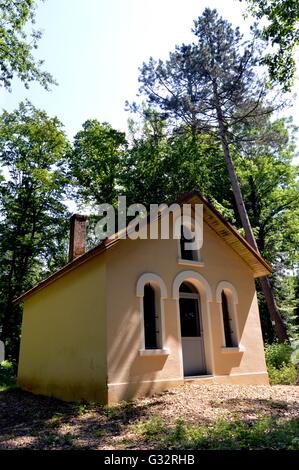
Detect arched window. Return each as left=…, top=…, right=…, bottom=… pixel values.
left=180, top=224, right=198, bottom=261
left=179, top=281, right=198, bottom=294
left=136, top=273, right=168, bottom=354
left=221, top=290, right=237, bottom=348
left=143, top=283, right=161, bottom=349
left=216, top=281, right=241, bottom=350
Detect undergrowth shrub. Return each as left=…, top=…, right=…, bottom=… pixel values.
left=265, top=343, right=298, bottom=385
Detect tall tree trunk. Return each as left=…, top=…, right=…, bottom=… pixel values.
left=212, top=82, right=288, bottom=342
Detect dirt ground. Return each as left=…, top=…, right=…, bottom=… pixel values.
left=0, top=383, right=298, bottom=449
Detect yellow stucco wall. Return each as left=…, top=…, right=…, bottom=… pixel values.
left=17, top=209, right=268, bottom=405
left=18, top=255, right=107, bottom=403
left=106, top=219, right=268, bottom=403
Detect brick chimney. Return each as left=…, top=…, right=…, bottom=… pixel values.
left=68, top=214, right=87, bottom=262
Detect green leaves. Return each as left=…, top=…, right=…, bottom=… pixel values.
left=0, top=102, right=70, bottom=359
left=69, top=120, right=127, bottom=207
left=0, top=0, right=55, bottom=90
left=243, top=0, right=299, bottom=91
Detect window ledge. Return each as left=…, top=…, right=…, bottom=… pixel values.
left=139, top=348, right=170, bottom=357
left=221, top=346, right=245, bottom=354
left=177, top=258, right=204, bottom=267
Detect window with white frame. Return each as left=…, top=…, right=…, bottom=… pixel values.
left=216, top=283, right=240, bottom=349
left=136, top=273, right=168, bottom=354
left=179, top=222, right=200, bottom=262
left=143, top=283, right=162, bottom=349
left=221, top=291, right=237, bottom=347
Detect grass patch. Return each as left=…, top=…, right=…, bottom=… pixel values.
left=133, top=415, right=299, bottom=450
left=40, top=432, right=76, bottom=448
left=104, top=400, right=138, bottom=421
left=92, top=428, right=107, bottom=438
left=134, top=415, right=164, bottom=438
left=41, top=433, right=61, bottom=447
left=45, top=413, right=64, bottom=429
left=168, top=417, right=299, bottom=450
left=75, top=403, right=91, bottom=416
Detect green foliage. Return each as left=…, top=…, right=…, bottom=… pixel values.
left=0, top=101, right=70, bottom=359
left=291, top=339, right=299, bottom=366
left=273, top=276, right=299, bottom=338
left=235, top=117, right=299, bottom=339
left=168, top=417, right=299, bottom=450
left=170, top=419, right=187, bottom=443
left=92, top=428, right=106, bottom=438
left=0, top=360, right=13, bottom=370
left=42, top=433, right=60, bottom=446
left=134, top=415, right=299, bottom=449
left=0, top=0, right=55, bottom=91
left=69, top=120, right=127, bottom=207
left=265, top=343, right=298, bottom=384
left=0, top=360, right=16, bottom=391
left=265, top=342, right=292, bottom=369
left=76, top=403, right=90, bottom=416
left=267, top=364, right=298, bottom=385
left=104, top=400, right=137, bottom=420
left=135, top=415, right=164, bottom=438
left=40, top=431, right=76, bottom=448
left=123, top=116, right=229, bottom=208
left=0, top=5, right=297, bottom=358
left=236, top=118, right=299, bottom=267
left=45, top=413, right=64, bottom=429
left=243, top=0, right=299, bottom=91
left=61, top=432, right=75, bottom=446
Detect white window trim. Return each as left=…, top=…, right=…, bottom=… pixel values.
left=221, top=346, right=245, bottom=354
left=139, top=348, right=169, bottom=356
left=136, top=272, right=168, bottom=353
left=177, top=257, right=204, bottom=268
left=216, top=281, right=243, bottom=350
left=173, top=271, right=213, bottom=302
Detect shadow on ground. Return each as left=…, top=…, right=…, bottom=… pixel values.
left=0, top=387, right=298, bottom=450
left=0, top=388, right=160, bottom=449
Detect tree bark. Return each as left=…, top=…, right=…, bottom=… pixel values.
left=212, top=81, right=288, bottom=343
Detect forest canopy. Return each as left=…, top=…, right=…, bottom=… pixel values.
left=0, top=5, right=298, bottom=360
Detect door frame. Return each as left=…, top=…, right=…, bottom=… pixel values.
left=179, top=290, right=206, bottom=376
left=172, top=270, right=215, bottom=379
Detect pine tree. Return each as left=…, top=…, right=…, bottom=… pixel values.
left=137, top=8, right=288, bottom=341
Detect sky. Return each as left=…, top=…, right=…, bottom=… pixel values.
left=1, top=0, right=299, bottom=148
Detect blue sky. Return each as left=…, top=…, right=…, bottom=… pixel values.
left=1, top=0, right=298, bottom=146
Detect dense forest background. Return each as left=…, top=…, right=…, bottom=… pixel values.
left=0, top=2, right=298, bottom=361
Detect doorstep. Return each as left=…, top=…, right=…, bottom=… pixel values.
left=184, top=375, right=215, bottom=384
